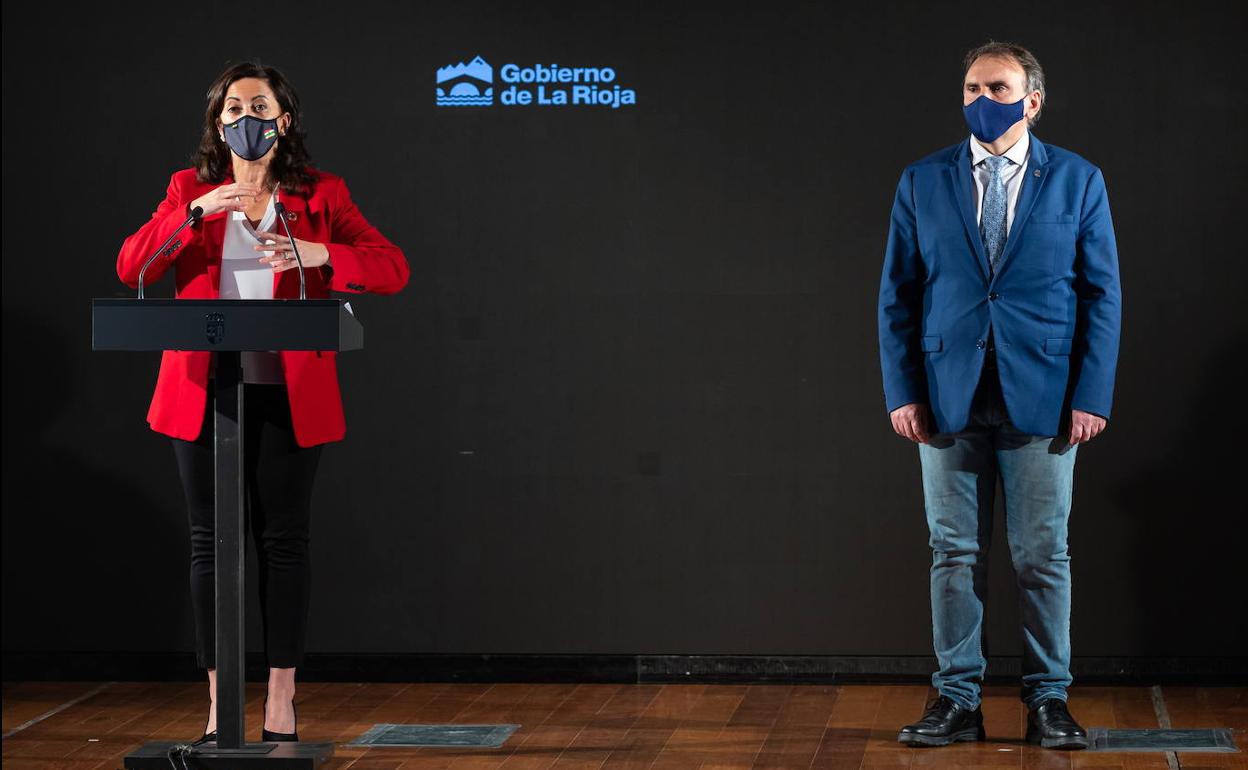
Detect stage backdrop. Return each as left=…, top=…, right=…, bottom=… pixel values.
left=3, top=0, right=1245, bottom=676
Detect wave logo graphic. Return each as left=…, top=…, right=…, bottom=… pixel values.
left=436, top=56, right=493, bottom=106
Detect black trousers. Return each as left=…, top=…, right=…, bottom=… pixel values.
left=171, top=384, right=322, bottom=670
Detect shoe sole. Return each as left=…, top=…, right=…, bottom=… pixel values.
left=897, top=727, right=985, bottom=747
left=1026, top=729, right=1089, bottom=750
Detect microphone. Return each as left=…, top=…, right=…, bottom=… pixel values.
left=138, top=206, right=203, bottom=299
left=273, top=197, right=306, bottom=300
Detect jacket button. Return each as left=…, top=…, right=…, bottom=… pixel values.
left=989, top=292, right=999, bottom=301
left=976, top=339, right=986, bottom=349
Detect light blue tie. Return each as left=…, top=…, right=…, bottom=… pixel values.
left=980, top=155, right=1011, bottom=273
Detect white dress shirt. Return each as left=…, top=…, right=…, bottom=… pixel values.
left=219, top=195, right=284, bottom=384
left=969, top=130, right=1030, bottom=235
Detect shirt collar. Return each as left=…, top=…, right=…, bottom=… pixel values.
left=969, top=130, right=1030, bottom=167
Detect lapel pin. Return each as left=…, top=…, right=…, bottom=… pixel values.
left=1033, top=169, right=1041, bottom=177
left=287, top=212, right=298, bottom=222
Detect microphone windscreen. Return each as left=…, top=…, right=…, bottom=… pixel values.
left=190, top=205, right=204, bottom=220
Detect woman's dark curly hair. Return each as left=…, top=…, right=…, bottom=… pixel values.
left=193, top=61, right=317, bottom=195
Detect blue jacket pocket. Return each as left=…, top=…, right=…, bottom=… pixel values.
left=1044, top=337, right=1073, bottom=355
left=921, top=335, right=943, bottom=353
left=1030, top=213, right=1076, bottom=224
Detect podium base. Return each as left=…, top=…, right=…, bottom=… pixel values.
left=124, top=740, right=333, bottom=768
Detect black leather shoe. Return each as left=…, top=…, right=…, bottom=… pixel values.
left=262, top=726, right=298, bottom=742
left=897, top=695, right=985, bottom=746
left=261, top=699, right=298, bottom=743
left=1026, top=698, right=1088, bottom=750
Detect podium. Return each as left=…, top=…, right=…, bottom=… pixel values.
left=93, top=298, right=361, bottom=768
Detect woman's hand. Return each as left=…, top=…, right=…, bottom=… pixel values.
left=254, top=231, right=330, bottom=272
left=189, top=182, right=265, bottom=218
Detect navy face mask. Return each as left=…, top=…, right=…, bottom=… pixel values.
left=222, top=115, right=280, bottom=161
left=963, top=95, right=1025, bottom=143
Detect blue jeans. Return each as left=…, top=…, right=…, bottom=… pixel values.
left=918, top=365, right=1077, bottom=709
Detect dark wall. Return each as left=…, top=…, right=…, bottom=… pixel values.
left=3, top=0, right=1245, bottom=662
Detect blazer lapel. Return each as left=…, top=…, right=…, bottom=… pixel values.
left=993, top=136, right=1049, bottom=281
left=199, top=214, right=226, bottom=295
left=948, top=140, right=992, bottom=281
left=275, top=190, right=308, bottom=221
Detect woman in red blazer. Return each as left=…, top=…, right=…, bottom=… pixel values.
left=117, top=62, right=408, bottom=743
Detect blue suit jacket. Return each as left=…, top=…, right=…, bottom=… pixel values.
left=877, top=134, right=1121, bottom=437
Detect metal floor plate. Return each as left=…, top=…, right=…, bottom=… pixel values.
left=348, top=724, right=520, bottom=748
left=1088, top=728, right=1238, bottom=752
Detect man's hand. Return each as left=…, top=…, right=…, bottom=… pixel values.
left=1069, top=409, right=1107, bottom=445
left=890, top=403, right=934, bottom=444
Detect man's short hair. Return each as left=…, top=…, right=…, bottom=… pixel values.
left=963, top=41, right=1046, bottom=127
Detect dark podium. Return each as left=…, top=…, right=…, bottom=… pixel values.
left=93, top=298, right=361, bottom=769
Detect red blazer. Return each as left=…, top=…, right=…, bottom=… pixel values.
left=117, top=168, right=409, bottom=447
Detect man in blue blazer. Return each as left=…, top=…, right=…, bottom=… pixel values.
left=878, top=42, right=1121, bottom=750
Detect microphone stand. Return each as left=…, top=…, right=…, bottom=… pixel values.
left=137, top=206, right=203, bottom=299
left=273, top=199, right=306, bottom=300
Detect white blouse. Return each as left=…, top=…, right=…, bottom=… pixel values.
left=219, top=195, right=284, bottom=384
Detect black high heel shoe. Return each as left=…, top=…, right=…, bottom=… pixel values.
left=197, top=715, right=217, bottom=744
left=166, top=724, right=215, bottom=767
left=261, top=698, right=298, bottom=742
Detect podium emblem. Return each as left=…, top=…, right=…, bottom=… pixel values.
left=205, top=312, right=225, bottom=345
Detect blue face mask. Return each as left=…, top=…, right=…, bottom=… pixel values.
left=222, top=115, right=280, bottom=161
left=962, top=95, right=1025, bottom=143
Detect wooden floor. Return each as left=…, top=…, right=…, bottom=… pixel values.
left=2, top=682, right=1245, bottom=769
